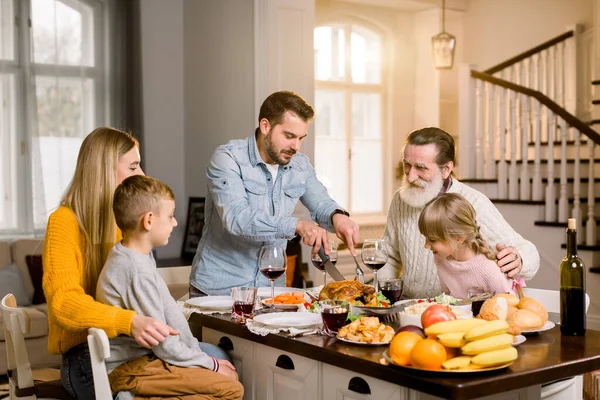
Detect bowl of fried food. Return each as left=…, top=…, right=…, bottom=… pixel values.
left=337, top=316, right=395, bottom=345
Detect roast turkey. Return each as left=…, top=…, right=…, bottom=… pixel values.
left=318, top=279, right=377, bottom=306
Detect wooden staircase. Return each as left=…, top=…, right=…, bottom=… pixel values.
left=457, top=26, right=600, bottom=329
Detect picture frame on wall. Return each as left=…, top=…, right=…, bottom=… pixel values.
left=181, top=197, right=206, bottom=261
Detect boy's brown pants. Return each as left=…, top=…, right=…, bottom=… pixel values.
left=109, top=355, right=244, bottom=400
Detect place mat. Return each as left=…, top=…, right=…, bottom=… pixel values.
left=246, top=317, right=322, bottom=337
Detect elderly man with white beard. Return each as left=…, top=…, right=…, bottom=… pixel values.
left=379, top=127, right=539, bottom=299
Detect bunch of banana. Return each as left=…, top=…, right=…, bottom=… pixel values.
left=424, top=319, right=519, bottom=370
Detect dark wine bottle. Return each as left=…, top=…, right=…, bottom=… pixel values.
left=560, top=218, right=586, bottom=336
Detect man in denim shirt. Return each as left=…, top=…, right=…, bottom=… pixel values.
left=190, top=91, right=360, bottom=296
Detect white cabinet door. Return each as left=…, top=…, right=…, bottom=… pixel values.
left=322, top=363, right=402, bottom=400
left=202, top=328, right=255, bottom=400
left=254, top=343, right=319, bottom=400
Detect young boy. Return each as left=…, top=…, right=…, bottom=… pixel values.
left=97, top=175, right=243, bottom=399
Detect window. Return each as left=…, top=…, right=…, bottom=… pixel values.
left=314, top=23, right=385, bottom=214
left=0, top=0, right=105, bottom=233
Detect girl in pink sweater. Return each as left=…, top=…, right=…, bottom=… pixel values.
left=417, top=193, right=513, bottom=299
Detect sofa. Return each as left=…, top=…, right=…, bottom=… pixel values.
left=0, top=239, right=61, bottom=375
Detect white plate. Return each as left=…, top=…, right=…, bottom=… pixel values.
left=521, top=320, right=555, bottom=335
left=336, top=337, right=390, bottom=346
left=253, top=312, right=322, bottom=328
left=257, top=287, right=306, bottom=298
left=261, top=299, right=302, bottom=310
left=185, top=296, right=233, bottom=311
left=512, top=334, right=526, bottom=346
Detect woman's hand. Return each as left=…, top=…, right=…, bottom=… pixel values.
left=131, top=314, right=178, bottom=348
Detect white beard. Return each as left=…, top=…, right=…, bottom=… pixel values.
left=398, top=172, right=445, bottom=208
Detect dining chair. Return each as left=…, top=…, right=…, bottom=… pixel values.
left=1, top=293, right=74, bottom=400
left=86, top=328, right=113, bottom=400
left=521, top=287, right=590, bottom=400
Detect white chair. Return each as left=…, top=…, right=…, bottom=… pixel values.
left=521, top=287, right=589, bottom=400
left=1, top=293, right=74, bottom=400
left=86, top=328, right=113, bottom=400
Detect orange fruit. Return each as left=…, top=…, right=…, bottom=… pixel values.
left=410, top=339, right=447, bottom=370
left=389, top=331, right=423, bottom=366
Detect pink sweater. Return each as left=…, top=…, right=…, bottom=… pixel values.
left=435, top=254, right=513, bottom=299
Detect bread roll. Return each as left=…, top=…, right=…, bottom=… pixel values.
left=496, top=293, right=519, bottom=307
left=508, top=321, right=522, bottom=335
left=478, top=296, right=508, bottom=321
left=507, top=306, right=518, bottom=320
left=518, top=297, right=548, bottom=323
left=507, top=308, right=544, bottom=330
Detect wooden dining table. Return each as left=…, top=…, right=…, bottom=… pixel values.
left=189, top=312, right=600, bottom=400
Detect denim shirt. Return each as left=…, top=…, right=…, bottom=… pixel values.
left=190, top=132, right=342, bottom=295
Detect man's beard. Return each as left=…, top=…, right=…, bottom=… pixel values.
left=265, top=131, right=295, bottom=165
left=398, top=172, right=444, bottom=208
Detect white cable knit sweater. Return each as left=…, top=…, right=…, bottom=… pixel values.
left=380, top=180, right=540, bottom=299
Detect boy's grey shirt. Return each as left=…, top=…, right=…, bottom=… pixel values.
left=96, top=242, right=218, bottom=372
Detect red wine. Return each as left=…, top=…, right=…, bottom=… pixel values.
left=364, top=261, right=385, bottom=271
left=260, top=267, right=285, bottom=280
left=381, top=289, right=402, bottom=304
left=232, top=301, right=254, bottom=315
left=321, top=309, right=348, bottom=333
left=560, top=218, right=586, bottom=336
left=312, top=259, right=337, bottom=271
left=561, top=287, right=586, bottom=335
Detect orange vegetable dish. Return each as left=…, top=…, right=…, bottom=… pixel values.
left=263, top=292, right=306, bottom=305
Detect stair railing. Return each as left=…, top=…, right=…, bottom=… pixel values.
left=459, top=68, right=600, bottom=246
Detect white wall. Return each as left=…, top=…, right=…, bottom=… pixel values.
left=183, top=0, right=255, bottom=199
left=140, top=0, right=186, bottom=258
left=463, top=0, right=593, bottom=71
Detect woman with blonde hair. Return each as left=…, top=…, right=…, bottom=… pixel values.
left=418, top=193, right=513, bottom=299
left=43, top=127, right=177, bottom=398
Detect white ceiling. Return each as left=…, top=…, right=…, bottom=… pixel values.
left=331, top=0, right=468, bottom=12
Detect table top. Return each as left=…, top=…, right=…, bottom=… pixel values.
left=189, top=313, right=600, bottom=400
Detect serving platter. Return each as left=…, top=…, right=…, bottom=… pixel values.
left=337, top=337, right=390, bottom=346
left=521, top=320, right=555, bottom=335
left=261, top=299, right=302, bottom=310
left=512, top=334, right=526, bottom=346
left=383, top=351, right=513, bottom=374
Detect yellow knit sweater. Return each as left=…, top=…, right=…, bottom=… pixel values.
left=42, top=206, right=135, bottom=354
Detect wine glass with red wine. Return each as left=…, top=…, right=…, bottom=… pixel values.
left=361, top=239, right=387, bottom=292
left=259, top=245, right=287, bottom=312
left=311, top=240, right=337, bottom=285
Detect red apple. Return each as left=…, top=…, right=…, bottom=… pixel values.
left=396, top=324, right=426, bottom=338
left=421, top=304, right=457, bottom=329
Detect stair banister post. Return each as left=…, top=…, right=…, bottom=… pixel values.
left=497, top=79, right=508, bottom=199
left=545, top=110, right=557, bottom=222
left=475, top=79, right=484, bottom=179
left=458, top=64, right=478, bottom=179
left=485, top=82, right=496, bottom=179
left=541, top=50, right=549, bottom=143
left=509, top=68, right=519, bottom=200
left=532, top=53, right=543, bottom=201
left=586, top=141, right=597, bottom=246
left=558, top=119, right=569, bottom=222
left=520, top=59, right=531, bottom=200
left=563, top=25, right=582, bottom=118
left=573, top=131, right=582, bottom=244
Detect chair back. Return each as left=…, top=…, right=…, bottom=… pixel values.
left=87, top=328, right=112, bottom=400
left=522, top=287, right=590, bottom=314
left=1, top=293, right=36, bottom=399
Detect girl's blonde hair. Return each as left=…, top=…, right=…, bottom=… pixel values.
left=61, top=127, right=139, bottom=295
left=418, top=193, right=496, bottom=261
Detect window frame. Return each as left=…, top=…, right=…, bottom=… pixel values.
left=314, top=19, right=390, bottom=216
left=0, top=0, right=107, bottom=235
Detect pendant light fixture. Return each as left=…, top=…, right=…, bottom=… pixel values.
left=431, top=0, right=456, bottom=69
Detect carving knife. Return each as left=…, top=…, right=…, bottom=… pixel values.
left=317, top=247, right=345, bottom=281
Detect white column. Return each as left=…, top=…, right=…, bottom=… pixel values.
left=485, top=83, right=496, bottom=179
left=545, top=111, right=557, bottom=222
left=558, top=119, right=569, bottom=222
left=458, top=64, right=479, bottom=179
left=587, top=141, right=597, bottom=246
left=497, top=86, right=508, bottom=199
left=475, top=80, right=485, bottom=179
left=520, top=59, right=531, bottom=200
left=532, top=54, right=543, bottom=201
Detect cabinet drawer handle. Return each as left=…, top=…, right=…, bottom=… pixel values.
left=275, top=355, right=295, bottom=370
left=348, top=377, right=371, bottom=395
left=218, top=336, right=234, bottom=351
